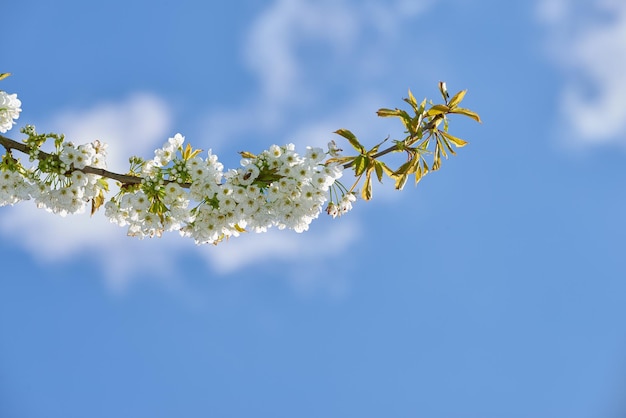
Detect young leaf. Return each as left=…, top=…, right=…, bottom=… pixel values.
left=425, top=104, right=450, bottom=118
left=432, top=142, right=442, bottom=171
left=375, top=160, right=396, bottom=182
left=0, top=73, right=11, bottom=81
left=325, top=156, right=355, bottom=166
left=353, top=155, right=367, bottom=176
left=447, top=90, right=467, bottom=108
left=403, top=89, right=419, bottom=113
left=376, top=108, right=402, bottom=118
left=183, top=143, right=202, bottom=160
left=394, top=158, right=416, bottom=177
left=395, top=172, right=408, bottom=190
left=90, top=189, right=105, bottom=216
left=450, top=107, right=481, bottom=123
left=361, top=167, right=373, bottom=201
left=335, top=129, right=365, bottom=153
left=414, top=165, right=425, bottom=185
left=439, top=81, right=449, bottom=101
left=440, top=131, right=468, bottom=147
left=239, top=151, right=257, bottom=159
left=374, top=160, right=384, bottom=182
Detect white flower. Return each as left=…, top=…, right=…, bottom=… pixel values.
left=268, top=144, right=282, bottom=158
left=0, top=91, right=21, bottom=133
left=326, top=201, right=339, bottom=218
left=0, top=170, right=32, bottom=206
left=327, top=140, right=342, bottom=157
left=59, top=143, right=79, bottom=168
left=339, top=193, right=357, bottom=214
left=304, top=146, right=325, bottom=164
left=168, top=133, right=184, bottom=149
left=237, top=164, right=260, bottom=186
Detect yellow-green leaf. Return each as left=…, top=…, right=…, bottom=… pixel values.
left=374, top=161, right=384, bottom=182
left=354, top=155, right=367, bottom=176
left=432, top=143, right=442, bottom=171
left=425, top=104, right=450, bottom=118
left=414, top=165, right=426, bottom=186
left=403, top=89, right=419, bottom=112
left=448, top=90, right=467, bottom=108
left=378, top=161, right=396, bottom=178
left=0, top=73, right=11, bottom=81
left=395, top=173, right=408, bottom=190
left=184, top=143, right=202, bottom=160
left=361, top=168, right=373, bottom=200
left=335, top=129, right=365, bottom=153
left=394, top=159, right=416, bottom=176
left=437, top=136, right=450, bottom=158
left=440, top=130, right=468, bottom=147
left=376, top=108, right=402, bottom=118
left=239, top=151, right=257, bottom=159
left=450, top=107, right=481, bottom=123
left=325, top=156, right=355, bottom=166
left=439, top=81, right=449, bottom=100
left=408, top=89, right=417, bottom=105
left=90, top=190, right=105, bottom=216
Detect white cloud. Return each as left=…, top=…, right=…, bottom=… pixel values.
left=48, top=93, right=173, bottom=171
left=1, top=0, right=436, bottom=292
left=203, top=0, right=435, bottom=150
left=0, top=92, right=361, bottom=292
left=0, top=93, right=178, bottom=292
left=538, top=0, right=626, bottom=147
left=203, top=219, right=359, bottom=273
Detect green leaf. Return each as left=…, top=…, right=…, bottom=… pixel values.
left=334, top=129, right=365, bottom=153
left=440, top=130, right=468, bottom=148
left=394, top=158, right=416, bottom=177
left=184, top=143, right=202, bottom=160
left=447, top=90, right=467, bottom=108
left=239, top=151, right=257, bottom=159
left=374, top=161, right=384, bottom=182
left=439, top=81, right=449, bottom=101
left=425, top=104, right=450, bottom=118
left=439, top=134, right=456, bottom=156
left=403, top=89, right=419, bottom=113
left=414, top=165, right=425, bottom=185
left=432, top=142, right=442, bottom=171
left=90, top=189, right=105, bottom=216
left=417, top=98, right=427, bottom=115
left=395, top=173, right=408, bottom=190
left=353, top=155, right=367, bottom=176
left=361, top=167, right=375, bottom=200
left=450, top=107, right=481, bottom=123
left=325, top=156, right=355, bottom=166
left=376, top=108, right=402, bottom=118
left=437, top=136, right=450, bottom=158
left=378, top=161, right=396, bottom=179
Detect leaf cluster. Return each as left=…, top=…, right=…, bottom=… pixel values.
left=328, top=82, right=480, bottom=200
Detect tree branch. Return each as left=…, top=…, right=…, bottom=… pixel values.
left=0, top=134, right=143, bottom=185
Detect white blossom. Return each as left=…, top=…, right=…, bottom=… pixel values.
left=0, top=91, right=21, bottom=133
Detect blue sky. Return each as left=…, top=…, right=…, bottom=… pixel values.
left=2, top=0, right=626, bottom=417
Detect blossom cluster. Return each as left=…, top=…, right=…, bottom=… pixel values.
left=1, top=89, right=358, bottom=244
left=0, top=126, right=109, bottom=216
left=0, top=90, right=21, bottom=133
left=105, top=135, right=350, bottom=244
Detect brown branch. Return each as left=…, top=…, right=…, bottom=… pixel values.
left=1, top=134, right=143, bottom=185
